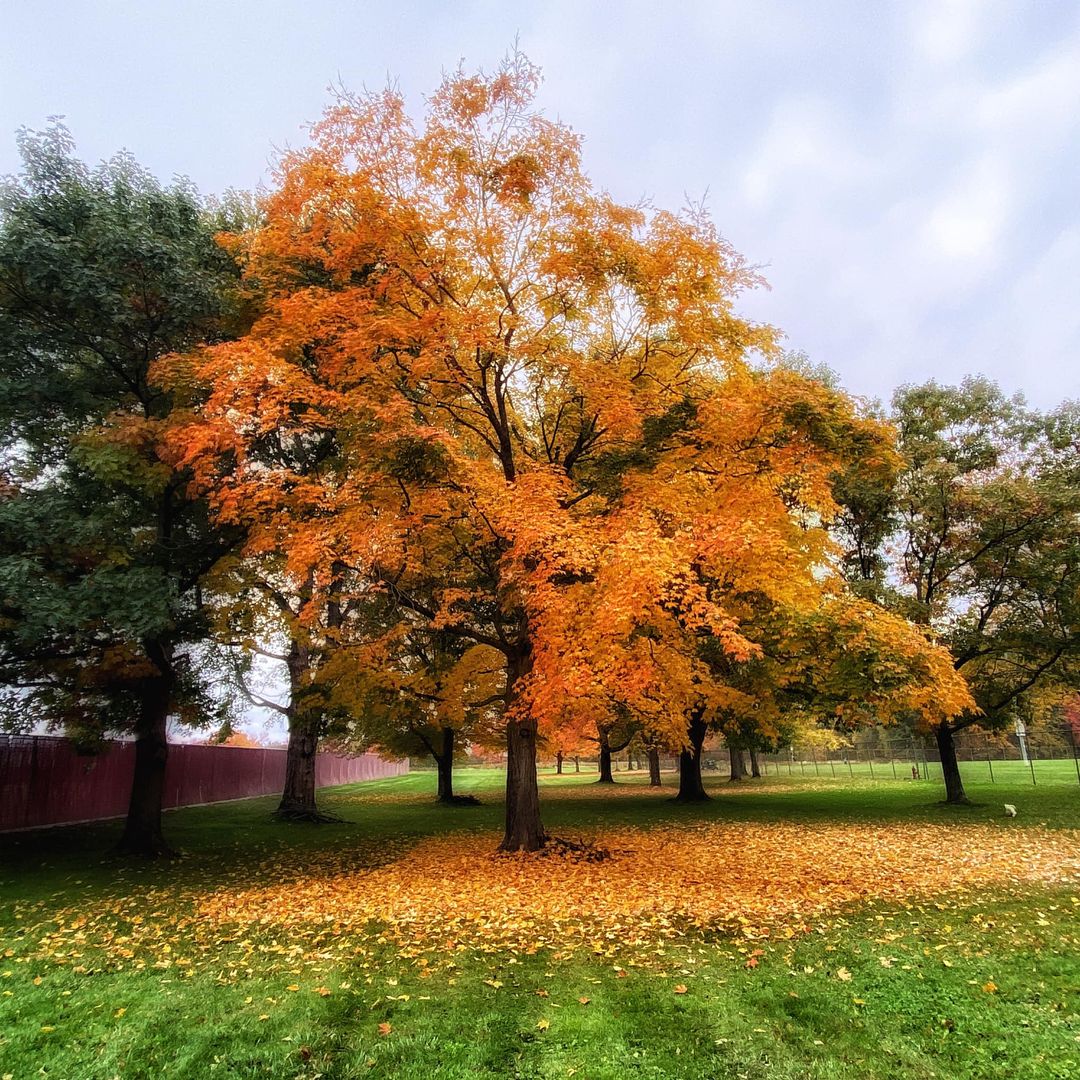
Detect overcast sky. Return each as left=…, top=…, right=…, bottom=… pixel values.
left=3, top=0, right=1078, bottom=412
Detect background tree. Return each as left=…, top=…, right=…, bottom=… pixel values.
left=326, top=628, right=505, bottom=805
left=0, top=124, right=246, bottom=855
left=207, top=555, right=363, bottom=821
left=836, top=378, right=1080, bottom=803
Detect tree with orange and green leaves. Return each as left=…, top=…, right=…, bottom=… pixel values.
left=167, top=53, right=971, bottom=850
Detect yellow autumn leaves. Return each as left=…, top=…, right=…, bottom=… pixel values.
left=16, top=819, right=1077, bottom=984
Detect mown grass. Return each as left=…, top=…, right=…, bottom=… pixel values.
left=1, top=766, right=1078, bottom=1079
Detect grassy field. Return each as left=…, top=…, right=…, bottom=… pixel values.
left=1, top=766, right=1078, bottom=1079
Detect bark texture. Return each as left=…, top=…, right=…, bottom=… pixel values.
left=673, top=712, right=710, bottom=802
left=647, top=747, right=662, bottom=787
left=116, top=660, right=175, bottom=858
left=729, top=746, right=747, bottom=781
left=597, top=726, right=615, bottom=783
left=499, top=646, right=546, bottom=851
left=277, top=710, right=323, bottom=819
left=936, top=722, right=969, bottom=804
left=436, top=726, right=456, bottom=802
left=501, top=717, right=546, bottom=850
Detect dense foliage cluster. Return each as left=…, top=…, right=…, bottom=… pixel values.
left=1, top=55, right=1075, bottom=852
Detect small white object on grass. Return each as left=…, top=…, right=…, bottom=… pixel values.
left=1004, top=804, right=1017, bottom=818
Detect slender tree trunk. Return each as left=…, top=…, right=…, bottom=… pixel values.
left=436, top=726, right=455, bottom=802
left=555, top=751, right=563, bottom=775
left=729, top=746, right=746, bottom=781
left=116, top=661, right=175, bottom=858
left=647, top=747, right=662, bottom=787
left=597, top=726, right=615, bottom=783
left=574, top=756, right=580, bottom=773
left=674, top=712, right=710, bottom=802
left=500, top=645, right=546, bottom=852
left=935, top=722, right=969, bottom=804
left=749, top=747, right=761, bottom=778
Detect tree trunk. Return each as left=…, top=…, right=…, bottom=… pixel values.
left=436, top=727, right=455, bottom=802
left=647, top=747, right=662, bottom=787
left=749, top=747, right=761, bottom=778
left=501, top=716, right=545, bottom=851
left=729, top=746, right=746, bottom=781
left=116, top=664, right=175, bottom=858
left=574, top=756, right=580, bottom=773
left=500, top=646, right=546, bottom=852
left=277, top=709, right=322, bottom=819
left=597, top=726, right=615, bottom=783
left=935, top=722, right=969, bottom=804
left=555, top=751, right=563, bottom=775
left=673, top=712, right=709, bottom=802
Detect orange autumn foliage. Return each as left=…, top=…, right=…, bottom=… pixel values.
left=160, top=52, right=972, bottom=847
left=20, top=803, right=1079, bottom=975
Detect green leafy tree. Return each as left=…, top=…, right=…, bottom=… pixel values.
left=836, top=378, right=1080, bottom=803
left=0, top=123, right=246, bottom=854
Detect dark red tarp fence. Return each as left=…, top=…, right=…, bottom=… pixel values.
left=0, top=735, right=408, bottom=832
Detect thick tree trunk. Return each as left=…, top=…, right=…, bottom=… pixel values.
left=597, top=726, right=615, bottom=783
left=277, top=709, right=322, bottom=819
left=647, top=747, right=662, bottom=787
left=501, top=716, right=546, bottom=851
left=749, top=747, right=761, bottom=778
left=436, top=727, right=455, bottom=802
left=116, top=665, right=175, bottom=858
left=674, top=713, right=710, bottom=802
left=935, top=722, right=969, bottom=804
left=555, top=751, right=563, bottom=775
left=729, top=746, right=747, bottom=781
left=500, top=646, right=546, bottom=852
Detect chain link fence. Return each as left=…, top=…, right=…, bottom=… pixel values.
left=532, top=721, right=1080, bottom=786
left=758, top=721, right=1080, bottom=786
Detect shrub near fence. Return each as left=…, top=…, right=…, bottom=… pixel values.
left=0, top=736, right=408, bottom=832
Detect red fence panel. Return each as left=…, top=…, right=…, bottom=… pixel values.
left=0, top=735, right=408, bottom=832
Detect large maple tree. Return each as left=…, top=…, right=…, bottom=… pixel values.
left=167, top=54, right=971, bottom=849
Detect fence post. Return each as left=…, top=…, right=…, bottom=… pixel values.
left=1071, top=721, right=1080, bottom=786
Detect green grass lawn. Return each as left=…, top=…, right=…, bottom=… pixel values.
left=1, top=766, right=1078, bottom=1079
